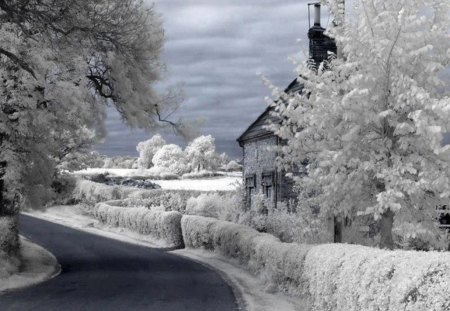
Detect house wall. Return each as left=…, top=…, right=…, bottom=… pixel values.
left=242, top=135, right=300, bottom=207
left=243, top=136, right=278, bottom=202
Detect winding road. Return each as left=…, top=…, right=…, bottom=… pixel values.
left=0, top=215, right=238, bottom=311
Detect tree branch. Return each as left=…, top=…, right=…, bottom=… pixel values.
left=0, top=47, right=36, bottom=79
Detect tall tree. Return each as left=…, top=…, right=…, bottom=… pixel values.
left=136, top=134, right=166, bottom=169
left=271, top=0, right=450, bottom=248
left=185, top=135, right=217, bottom=172
left=0, top=0, right=168, bottom=256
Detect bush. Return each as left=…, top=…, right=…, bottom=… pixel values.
left=185, top=193, right=222, bottom=218
left=72, top=179, right=140, bottom=206
left=304, top=244, right=450, bottom=311
left=93, top=203, right=183, bottom=248
left=181, top=215, right=312, bottom=296
left=184, top=191, right=244, bottom=220
left=181, top=215, right=450, bottom=311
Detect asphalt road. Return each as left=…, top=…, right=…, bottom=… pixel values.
left=0, top=215, right=238, bottom=311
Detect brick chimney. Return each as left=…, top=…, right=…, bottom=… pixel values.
left=308, top=3, right=337, bottom=68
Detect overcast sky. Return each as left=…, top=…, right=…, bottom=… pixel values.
left=95, top=0, right=327, bottom=159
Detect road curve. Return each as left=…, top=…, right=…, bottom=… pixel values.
left=0, top=215, right=238, bottom=311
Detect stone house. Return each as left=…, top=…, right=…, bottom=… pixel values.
left=237, top=3, right=336, bottom=208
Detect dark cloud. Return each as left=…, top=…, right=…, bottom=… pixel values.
left=96, top=0, right=321, bottom=159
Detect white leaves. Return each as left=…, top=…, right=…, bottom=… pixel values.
left=394, top=122, right=415, bottom=136
left=269, top=0, right=450, bottom=238
left=342, top=125, right=361, bottom=142
left=376, top=190, right=404, bottom=214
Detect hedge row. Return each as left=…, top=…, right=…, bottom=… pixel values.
left=93, top=203, right=183, bottom=248
left=73, top=179, right=212, bottom=213
left=72, top=180, right=139, bottom=206
left=181, top=215, right=450, bottom=311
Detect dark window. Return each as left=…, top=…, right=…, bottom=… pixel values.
left=437, top=205, right=450, bottom=231
left=245, top=174, right=256, bottom=205
left=261, top=171, right=274, bottom=201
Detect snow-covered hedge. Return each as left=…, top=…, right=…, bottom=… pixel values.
left=72, top=179, right=222, bottom=213
left=181, top=215, right=450, bottom=311
left=185, top=192, right=240, bottom=219
left=93, top=203, right=183, bottom=247
left=304, top=244, right=450, bottom=311
left=126, top=189, right=219, bottom=213
left=72, top=179, right=140, bottom=205
left=181, top=215, right=312, bottom=296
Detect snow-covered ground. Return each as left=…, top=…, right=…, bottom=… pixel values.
left=0, top=237, right=60, bottom=294
left=25, top=205, right=302, bottom=311
left=74, top=168, right=242, bottom=191
left=146, top=177, right=240, bottom=191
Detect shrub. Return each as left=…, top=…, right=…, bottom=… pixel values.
left=93, top=203, right=183, bottom=247
left=72, top=179, right=139, bottom=206
left=181, top=215, right=312, bottom=296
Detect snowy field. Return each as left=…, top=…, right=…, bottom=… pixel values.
left=0, top=237, right=59, bottom=293
left=74, top=168, right=242, bottom=191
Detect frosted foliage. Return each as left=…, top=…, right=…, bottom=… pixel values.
left=93, top=203, right=183, bottom=247
left=126, top=189, right=204, bottom=213
left=270, top=0, right=450, bottom=242
left=182, top=215, right=450, bottom=310
left=185, top=135, right=217, bottom=172
left=185, top=192, right=239, bottom=219
left=136, top=134, right=166, bottom=169
left=304, top=244, right=450, bottom=311
left=0, top=0, right=165, bottom=214
left=151, top=144, right=187, bottom=175
left=72, top=178, right=214, bottom=214
left=224, top=160, right=242, bottom=172
left=72, top=179, right=139, bottom=206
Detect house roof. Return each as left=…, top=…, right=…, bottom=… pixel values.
left=236, top=78, right=303, bottom=146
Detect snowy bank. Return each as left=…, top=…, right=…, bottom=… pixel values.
left=0, top=237, right=59, bottom=293
left=93, top=203, right=183, bottom=248
left=181, top=215, right=450, bottom=311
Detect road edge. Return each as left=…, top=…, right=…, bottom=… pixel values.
left=171, top=249, right=248, bottom=311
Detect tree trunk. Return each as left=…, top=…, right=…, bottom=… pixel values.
left=0, top=161, right=21, bottom=258
left=379, top=209, right=394, bottom=250
left=334, top=215, right=342, bottom=243
left=0, top=215, right=20, bottom=257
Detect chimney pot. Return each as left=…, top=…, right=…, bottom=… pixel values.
left=314, top=3, right=321, bottom=26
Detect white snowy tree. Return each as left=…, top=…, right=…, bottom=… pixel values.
left=136, top=134, right=166, bottom=169
left=271, top=0, right=450, bottom=249
left=151, top=144, right=187, bottom=176
left=225, top=160, right=242, bottom=172
left=0, top=0, right=169, bottom=256
left=185, top=135, right=217, bottom=172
